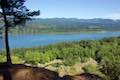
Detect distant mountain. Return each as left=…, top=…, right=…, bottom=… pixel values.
left=4, top=18, right=120, bottom=34
left=28, top=18, right=120, bottom=30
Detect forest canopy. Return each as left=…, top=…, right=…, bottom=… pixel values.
left=0, top=37, right=120, bottom=80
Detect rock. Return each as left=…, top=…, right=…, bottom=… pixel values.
left=0, top=64, right=104, bottom=80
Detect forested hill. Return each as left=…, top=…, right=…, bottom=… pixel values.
left=29, top=18, right=120, bottom=30
left=1, top=18, right=120, bottom=34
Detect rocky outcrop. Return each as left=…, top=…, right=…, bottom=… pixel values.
left=0, top=64, right=104, bottom=80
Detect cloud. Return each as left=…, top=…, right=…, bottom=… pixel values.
left=105, top=13, right=120, bottom=20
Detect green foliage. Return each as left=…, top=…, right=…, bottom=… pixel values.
left=100, top=56, right=120, bottom=80
left=0, top=54, right=6, bottom=62
left=83, top=64, right=98, bottom=73
left=83, top=64, right=106, bottom=79
left=24, top=50, right=59, bottom=64
left=24, top=51, right=43, bottom=64
left=11, top=56, right=23, bottom=64
left=1, top=37, right=120, bottom=79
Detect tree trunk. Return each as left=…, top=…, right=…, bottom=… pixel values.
left=2, top=7, right=12, bottom=64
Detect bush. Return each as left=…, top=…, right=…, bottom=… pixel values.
left=0, top=54, right=6, bottom=62
left=100, top=56, right=120, bottom=80
left=24, top=51, right=43, bottom=64
left=11, top=56, right=23, bottom=64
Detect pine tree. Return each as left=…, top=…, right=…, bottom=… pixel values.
left=0, top=0, right=40, bottom=64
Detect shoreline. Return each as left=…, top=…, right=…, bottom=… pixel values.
left=8, top=30, right=120, bottom=35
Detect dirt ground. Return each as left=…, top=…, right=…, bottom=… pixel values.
left=0, top=63, right=104, bottom=80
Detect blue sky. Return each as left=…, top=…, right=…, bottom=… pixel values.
left=26, top=0, right=120, bottom=19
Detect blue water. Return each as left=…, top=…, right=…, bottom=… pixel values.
left=0, top=35, right=5, bottom=49
left=0, top=31, right=120, bottom=49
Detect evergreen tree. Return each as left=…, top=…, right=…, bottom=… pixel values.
left=0, top=0, right=40, bottom=64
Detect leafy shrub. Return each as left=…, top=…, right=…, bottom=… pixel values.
left=24, top=51, right=43, bottom=64
left=100, top=56, right=120, bottom=80
left=11, top=56, right=23, bottom=64
left=0, top=54, right=6, bottom=62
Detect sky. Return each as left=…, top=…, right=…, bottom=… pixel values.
left=25, top=0, right=120, bottom=19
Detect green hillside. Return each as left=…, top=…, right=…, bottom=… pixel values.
left=1, top=37, right=120, bottom=79
left=2, top=18, right=119, bottom=34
